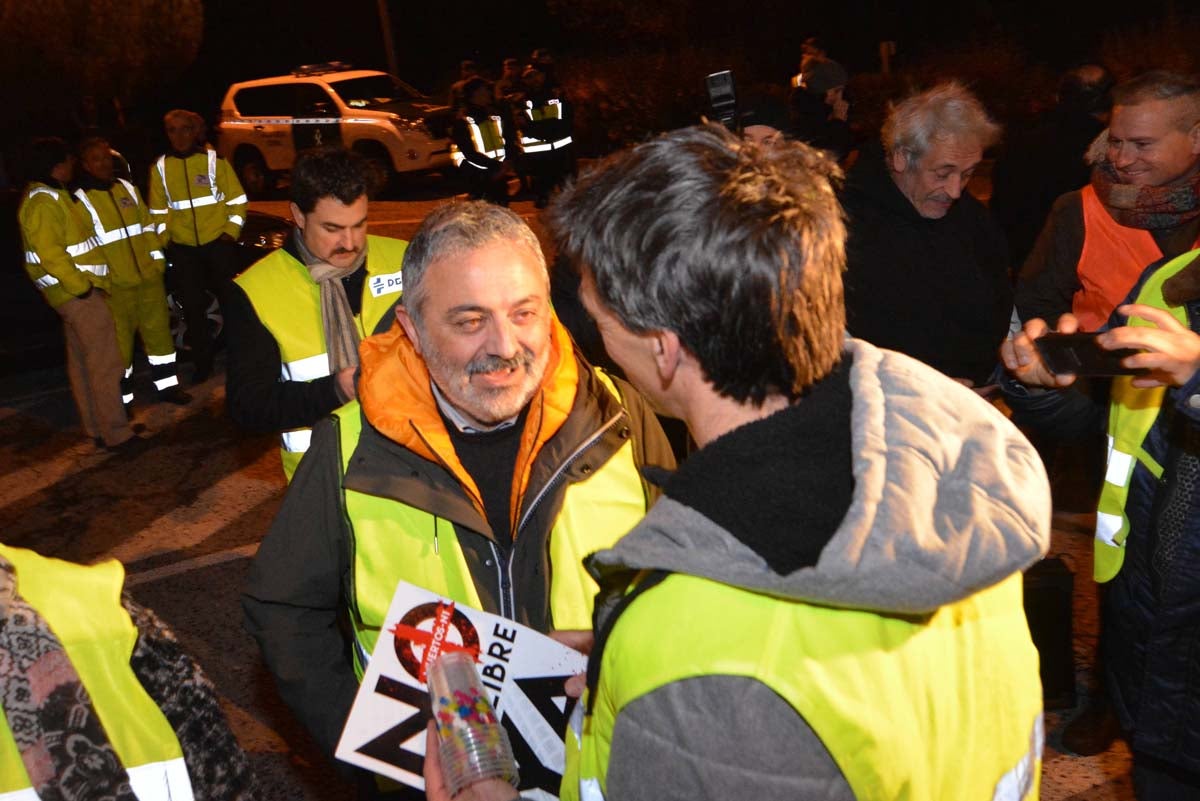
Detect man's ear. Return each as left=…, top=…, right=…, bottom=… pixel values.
left=653, top=330, right=683, bottom=383
left=289, top=202, right=305, bottom=231
left=889, top=149, right=909, bottom=175
left=1189, top=121, right=1200, bottom=156
left=394, top=304, right=423, bottom=356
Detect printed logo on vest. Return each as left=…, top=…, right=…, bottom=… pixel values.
left=194, top=174, right=211, bottom=187
left=119, top=196, right=135, bottom=208
left=370, top=270, right=404, bottom=297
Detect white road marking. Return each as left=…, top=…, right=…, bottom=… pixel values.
left=0, top=441, right=104, bottom=505
left=107, top=471, right=278, bottom=565
left=125, top=543, right=259, bottom=587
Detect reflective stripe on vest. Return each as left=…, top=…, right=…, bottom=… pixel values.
left=451, top=115, right=506, bottom=166
left=0, top=545, right=194, bottom=800
left=524, top=98, right=564, bottom=121
left=20, top=183, right=109, bottom=304
left=67, top=237, right=101, bottom=258
left=519, top=99, right=571, bottom=153
left=569, top=570, right=1042, bottom=801
left=334, top=369, right=649, bottom=676
left=0, top=758, right=193, bottom=801
left=282, top=352, right=331, bottom=382
left=278, top=350, right=330, bottom=456
left=234, top=237, right=408, bottom=479
left=1093, top=251, right=1194, bottom=581
left=156, top=150, right=231, bottom=210
left=519, top=135, right=573, bottom=153
left=74, top=186, right=146, bottom=245
left=1074, top=186, right=1164, bottom=331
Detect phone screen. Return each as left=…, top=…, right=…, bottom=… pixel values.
left=1034, top=333, right=1144, bottom=376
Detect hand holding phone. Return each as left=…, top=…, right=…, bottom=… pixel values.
left=1033, top=332, right=1145, bottom=377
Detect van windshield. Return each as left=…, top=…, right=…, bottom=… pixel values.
left=329, top=75, right=427, bottom=109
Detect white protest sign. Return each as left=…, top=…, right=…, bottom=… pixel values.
left=335, top=579, right=587, bottom=800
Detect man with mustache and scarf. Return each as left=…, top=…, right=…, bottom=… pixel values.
left=224, top=146, right=409, bottom=481
left=243, top=200, right=674, bottom=798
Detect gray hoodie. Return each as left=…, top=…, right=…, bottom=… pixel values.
left=585, top=338, right=1052, bottom=801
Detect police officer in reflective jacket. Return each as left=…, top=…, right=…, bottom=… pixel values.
left=515, top=65, right=574, bottom=208
left=148, top=109, right=247, bottom=384
left=74, top=136, right=192, bottom=408
left=450, top=78, right=515, bottom=205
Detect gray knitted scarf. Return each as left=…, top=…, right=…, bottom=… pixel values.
left=293, top=229, right=368, bottom=373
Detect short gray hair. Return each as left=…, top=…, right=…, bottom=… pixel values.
left=882, top=82, right=1001, bottom=166
left=1111, top=70, right=1200, bottom=131
left=401, top=201, right=547, bottom=324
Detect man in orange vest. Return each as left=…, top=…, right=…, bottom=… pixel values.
left=1012, top=70, right=1200, bottom=761
left=1016, top=71, right=1200, bottom=330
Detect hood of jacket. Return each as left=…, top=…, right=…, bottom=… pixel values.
left=589, top=338, right=1051, bottom=615
left=358, top=315, right=581, bottom=528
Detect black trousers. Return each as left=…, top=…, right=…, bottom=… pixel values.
left=459, top=161, right=510, bottom=206
left=166, top=238, right=236, bottom=372
left=1133, top=752, right=1200, bottom=800
left=522, top=146, right=574, bottom=203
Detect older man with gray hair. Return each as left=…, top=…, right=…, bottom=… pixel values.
left=242, top=200, right=673, bottom=796
left=841, top=82, right=1012, bottom=392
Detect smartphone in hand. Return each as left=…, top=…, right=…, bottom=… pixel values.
left=1034, top=332, right=1145, bottom=376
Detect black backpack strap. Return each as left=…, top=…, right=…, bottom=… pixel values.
left=585, top=568, right=671, bottom=715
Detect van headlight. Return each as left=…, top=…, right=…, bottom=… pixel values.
left=389, top=114, right=431, bottom=135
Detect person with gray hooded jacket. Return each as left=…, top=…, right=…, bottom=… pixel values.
left=423, top=125, right=1052, bottom=801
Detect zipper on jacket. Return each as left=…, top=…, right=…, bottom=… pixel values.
left=106, top=189, right=145, bottom=280
left=181, top=156, right=202, bottom=246
left=516, top=412, right=623, bottom=535
left=489, top=539, right=514, bottom=619
left=411, top=420, right=515, bottom=617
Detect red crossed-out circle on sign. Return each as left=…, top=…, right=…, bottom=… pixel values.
left=389, top=600, right=481, bottom=683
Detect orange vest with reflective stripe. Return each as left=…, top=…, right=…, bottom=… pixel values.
left=1073, top=186, right=1165, bottom=331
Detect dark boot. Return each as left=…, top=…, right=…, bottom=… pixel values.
left=158, top=387, right=193, bottom=405
left=1061, top=695, right=1121, bottom=756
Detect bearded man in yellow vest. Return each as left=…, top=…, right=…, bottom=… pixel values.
left=242, top=200, right=674, bottom=796
left=426, top=125, right=1051, bottom=801
left=224, top=147, right=408, bottom=481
